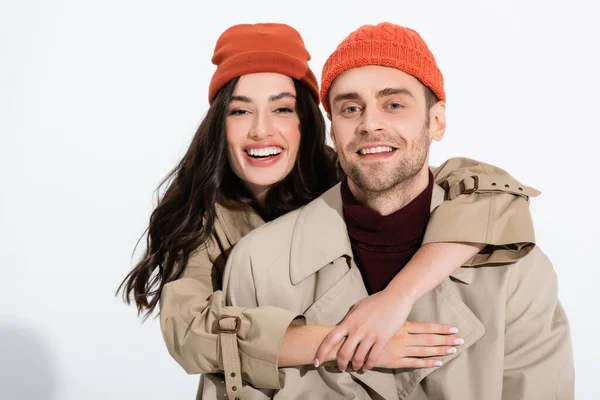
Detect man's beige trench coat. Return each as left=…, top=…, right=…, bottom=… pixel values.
left=159, top=158, right=568, bottom=399
left=215, top=170, right=573, bottom=399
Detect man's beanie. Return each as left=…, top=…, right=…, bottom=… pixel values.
left=320, top=22, right=445, bottom=113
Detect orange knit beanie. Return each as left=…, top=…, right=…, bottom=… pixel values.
left=208, top=23, right=319, bottom=104
left=320, top=22, right=445, bottom=113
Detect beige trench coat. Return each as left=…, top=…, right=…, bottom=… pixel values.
left=219, top=171, right=574, bottom=399
left=159, top=158, right=545, bottom=398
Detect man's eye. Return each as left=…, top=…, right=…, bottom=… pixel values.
left=343, top=106, right=360, bottom=114
left=388, top=103, right=402, bottom=110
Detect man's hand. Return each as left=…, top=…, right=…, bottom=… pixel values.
left=314, top=290, right=459, bottom=371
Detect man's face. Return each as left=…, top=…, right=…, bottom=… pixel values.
left=328, top=65, right=445, bottom=193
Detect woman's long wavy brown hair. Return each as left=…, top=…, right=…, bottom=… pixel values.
left=117, top=77, right=340, bottom=318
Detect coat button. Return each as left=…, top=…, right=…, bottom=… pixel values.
left=230, top=372, right=236, bottom=378
left=232, top=386, right=237, bottom=391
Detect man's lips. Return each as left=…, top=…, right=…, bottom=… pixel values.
left=356, top=145, right=397, bottom=155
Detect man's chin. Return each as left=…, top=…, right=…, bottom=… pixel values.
left=346, top=171, right=397, bottom=193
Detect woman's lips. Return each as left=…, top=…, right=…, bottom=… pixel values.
left=243, top=149, right=285, bottom=167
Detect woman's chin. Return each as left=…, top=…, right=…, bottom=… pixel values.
left=242, top=171, right=289, bottom=191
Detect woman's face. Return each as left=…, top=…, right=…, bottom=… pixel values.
left=225, top=73, right=301, bottom=202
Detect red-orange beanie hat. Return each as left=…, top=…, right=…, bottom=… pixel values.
left=320, top=22, right=445, bottom=113
left=208, top=23, right=319, bottom=104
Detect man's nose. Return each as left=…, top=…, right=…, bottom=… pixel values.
left=357, top=107, right=385, bottom=135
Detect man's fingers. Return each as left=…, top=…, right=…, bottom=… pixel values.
left=405, top=321, right=458, bottom=335
left=405, top=345, right=457, bottom=357
left=351, top=336, right=375, bottom=371
left=314, top=326, right=349, bottom=367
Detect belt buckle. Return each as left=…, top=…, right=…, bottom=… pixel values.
left=459, top=175, right=479, bottom=195
left=217, top=315, right=241, bottom=334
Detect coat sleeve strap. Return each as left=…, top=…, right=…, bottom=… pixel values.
left=217, top=313, right=245, bottom=400
left=447, top=174, right=540, bottom=201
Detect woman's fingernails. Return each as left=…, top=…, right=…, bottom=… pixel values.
left=449, top=327, right=459, bottom=334
left=433, top=361, right=443, bottom=367
left=314, top=359, right=320, bottom=368
left=454, top=338, right=464, bottom=345
left=447, top=347, right=457, bottom=354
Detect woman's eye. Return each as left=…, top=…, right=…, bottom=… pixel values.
left=229, top=109, right=248, bottom=115
left=275, top=107, right=294, bottom=113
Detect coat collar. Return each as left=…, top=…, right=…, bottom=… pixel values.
left=215, top=197, right=265, bottom=245
left=289, top=178, right=474, bottom=285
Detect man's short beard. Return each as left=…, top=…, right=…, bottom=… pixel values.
left=336, top=119, right=431, bottom=195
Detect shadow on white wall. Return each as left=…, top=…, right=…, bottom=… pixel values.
left=0, top=322, right=59, bottom=400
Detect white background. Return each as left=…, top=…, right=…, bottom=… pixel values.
left=1, top=0, right=598, bottom=399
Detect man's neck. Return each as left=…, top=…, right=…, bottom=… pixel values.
left=347, top=166, right=430, bottom=216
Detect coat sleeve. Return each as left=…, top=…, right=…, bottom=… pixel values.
left=425, top=157, right=541, bottom=265
left=502, top=247, right=574, bottom=399
left=159, top=234, right=302, bottom=389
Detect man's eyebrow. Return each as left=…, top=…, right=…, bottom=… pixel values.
left=333, top=92, right=361, bottom=102
left=230, top=95, right=252, bottom=103
left=377, top=87, right=414, bottom=98
left=269, top=92, right=296, bottom=101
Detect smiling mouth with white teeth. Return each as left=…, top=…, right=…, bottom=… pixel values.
left=246, top=146, right=283, bottom=159
left=358, top=146, right=396, bottom=155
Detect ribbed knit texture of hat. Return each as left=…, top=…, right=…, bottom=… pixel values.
left=320, top=22, right=445, bottom=113
left=208, top=23, right=319, bottom=104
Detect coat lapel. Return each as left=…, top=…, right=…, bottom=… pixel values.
left=395, top=280, right=486, bottom=399
left=289, top=183, right=351, bottom=285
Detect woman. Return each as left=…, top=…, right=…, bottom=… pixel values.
left=118, top=23, right=537, bottom=396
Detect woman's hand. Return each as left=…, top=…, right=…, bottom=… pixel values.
left=314, top=288, right=460, bottom=371
left=376, top=321, right=463, bottom=369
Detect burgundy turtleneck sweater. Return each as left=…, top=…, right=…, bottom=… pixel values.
left=341, top=173, right=434, bottom=294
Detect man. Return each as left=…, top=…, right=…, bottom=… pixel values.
left=220, top=22, right=574, bottom=399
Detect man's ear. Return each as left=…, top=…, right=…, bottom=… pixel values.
left=430, top=101, right=446, bottom=142
left=329, top=125, right=337, bottom=151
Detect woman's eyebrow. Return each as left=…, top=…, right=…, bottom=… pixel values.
left=269, top=92, right=296, bottom=102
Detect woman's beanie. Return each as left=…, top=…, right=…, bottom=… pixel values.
left=208, top=23, right=319, bottom=103
left=320, top=22, right=445, bottom=113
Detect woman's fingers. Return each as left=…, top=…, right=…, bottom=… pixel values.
left=407, top=334, right=463, bottom=347
left=392, top=357, right=443, bottom=369
left=405, top=321, right=458, bottom=335
left=363, top=340, right=386, bottom=370
left=314, top=325, right=348, bottom=368
left=351, top=336, right=375, bottom=371
left=405, top=345, right=457, bottom=357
